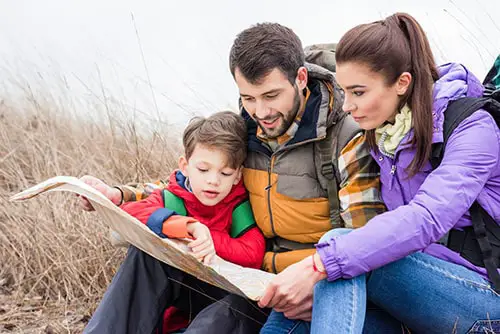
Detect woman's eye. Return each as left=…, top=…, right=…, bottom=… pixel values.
left=221, top=172, right=234, bottom=177
left=353, top=91, right=364, bottom=97
left=197, top=168, right=208, bottom=173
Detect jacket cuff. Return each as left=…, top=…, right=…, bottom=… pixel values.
left=146, top=208, right=176, bottom=238
left=316, top=239, right=343, bottom=281
left=162, top=216, right=196, bottom=239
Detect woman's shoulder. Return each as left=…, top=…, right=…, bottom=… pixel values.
left=452, top=108, right=499, bottom=136
left=445, top=108, right=500, bottom=162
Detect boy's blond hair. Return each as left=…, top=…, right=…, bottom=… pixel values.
left=182, top=111, right=247, bottom=169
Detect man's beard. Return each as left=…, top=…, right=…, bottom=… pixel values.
left=256, top=85, right=301, bottom=139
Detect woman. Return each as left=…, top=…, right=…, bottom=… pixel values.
left=259, top=12, right=500, bottom=334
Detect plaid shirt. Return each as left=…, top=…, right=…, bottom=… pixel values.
left=337, top=133, right=386, bottom=228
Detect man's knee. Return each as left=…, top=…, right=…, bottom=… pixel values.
left=318, top=228, right=352, bottom=244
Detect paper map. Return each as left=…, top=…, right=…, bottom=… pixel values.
left=10, top=176, right=274, bottom=301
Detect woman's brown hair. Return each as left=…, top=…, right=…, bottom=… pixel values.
left=336, top=13, right=440, bottom=176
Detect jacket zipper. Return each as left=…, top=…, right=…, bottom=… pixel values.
left=266, top=156, right=277, bottom=236
left=256, top=135, right=327, bottom=238
left=390, top=150, right=408, bottom=204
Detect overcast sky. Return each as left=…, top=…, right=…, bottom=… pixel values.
left=0, top=0, right=499, bottom=128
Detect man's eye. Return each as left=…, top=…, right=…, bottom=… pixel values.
left=243, top=97, right=255, bottom=102
left=265, top=94, right=278, bottom=99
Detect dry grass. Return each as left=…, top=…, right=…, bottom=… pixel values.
left=0, top=90, right=180, bottom=333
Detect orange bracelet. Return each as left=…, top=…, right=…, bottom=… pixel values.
left=312, top=254, right=326, bottom=273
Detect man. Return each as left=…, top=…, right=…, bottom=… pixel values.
left=82, top=23, right=385, bottom=333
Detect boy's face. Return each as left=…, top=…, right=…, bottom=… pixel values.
left=179, top=144, right=242, bottom=206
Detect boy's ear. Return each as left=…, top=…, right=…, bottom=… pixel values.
left=178, top=156, right=189, bottom=176
left=233, top=167, right=243, bottom=185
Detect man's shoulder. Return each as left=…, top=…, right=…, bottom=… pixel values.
left=320, top=114, right=363, bottom=155
left=336, top=115, right=362, bottom=152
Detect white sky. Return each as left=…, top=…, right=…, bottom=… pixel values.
left=0, top=0, right=499, bottom=129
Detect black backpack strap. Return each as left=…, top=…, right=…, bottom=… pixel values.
left=433, top=95, right=500, bottom=292
left=470, top=202, right=500, bottom=293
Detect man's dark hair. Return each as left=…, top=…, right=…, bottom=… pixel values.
left=229, top=23, right=305, bottom=85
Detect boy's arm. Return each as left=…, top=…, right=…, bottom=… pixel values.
left=120, top=189, right=195, bottom=239
left=337, top=134, right=386, bottom=229
left=210, top=227, right=265, bottom=269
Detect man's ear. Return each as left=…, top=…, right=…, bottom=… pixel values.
left=396, top=72, right=412, bottom=96
left=296, top=66, right=308, bottom=91
left=178, top=156, right=189, bottom=177
left=233, top=167, right=243, bottom=185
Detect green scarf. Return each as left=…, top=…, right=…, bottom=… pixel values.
left=375, top=104, right=412, bottom=157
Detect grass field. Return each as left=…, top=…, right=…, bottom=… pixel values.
left=0, top=90, right=180, bottom=332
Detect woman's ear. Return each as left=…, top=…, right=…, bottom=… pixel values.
left=396, top=72, right=412, bottom=96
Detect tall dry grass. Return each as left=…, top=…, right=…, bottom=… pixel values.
left=0, top=90, right=180, bottom=333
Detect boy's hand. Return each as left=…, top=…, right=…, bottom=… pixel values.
left=78, top=175, right=122, bottom=211
left=186, top=222, right=215, bottom=265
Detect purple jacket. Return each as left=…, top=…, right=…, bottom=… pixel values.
left=317, top=63, right=500, bottom=282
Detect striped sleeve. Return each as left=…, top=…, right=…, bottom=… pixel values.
left=337, top=133, right=386, bottom=228
left=117, top=180, right=168, bottom=203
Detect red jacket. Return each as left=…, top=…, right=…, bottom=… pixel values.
left=120, top=170, right=265, bottom=333
left=120, top=170, right=265, bottom=269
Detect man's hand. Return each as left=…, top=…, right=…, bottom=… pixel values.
left=258, top=254, right=327, bottom=321
left=78, top=175, right=122, bottom=211
left=187, top=222, right=216, bottom=265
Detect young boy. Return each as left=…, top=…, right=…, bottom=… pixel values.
left=84, top=111, right=265, bottom=333
left=120, top=111, right=264, bottom=268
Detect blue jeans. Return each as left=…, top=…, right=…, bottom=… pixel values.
left=261, top=301, right=402, bottom=334
left=261, top=228, right=500, bottom=334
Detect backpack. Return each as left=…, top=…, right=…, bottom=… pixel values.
left=484, top=55, right=500, bottom=91
left=304, top=43, right=338, bottom=73
left=431, top=58, right=500, bottom=293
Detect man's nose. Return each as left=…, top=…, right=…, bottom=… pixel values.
left=254, top=100, right=271, bottom=119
